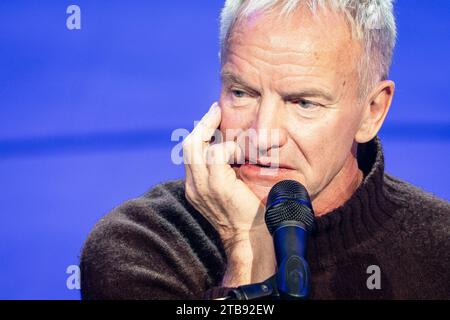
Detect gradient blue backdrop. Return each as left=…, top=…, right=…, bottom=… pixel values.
left=0, top=0, right=449, bottom=299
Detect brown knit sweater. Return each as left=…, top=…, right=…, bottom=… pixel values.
left=80, top=137, right=450, bottom=299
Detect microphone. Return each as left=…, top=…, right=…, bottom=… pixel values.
left=222, top=179, right=315, bottom=300
left=265, top=180, right=315, bottom=299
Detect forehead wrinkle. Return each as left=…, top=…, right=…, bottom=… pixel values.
left=228, top=35, right=321, bottom=58
left=274, top=74, right=334, bottom=90
left=226, top=46, right=324, bottom=72
left=226, top=48, right=332, bottom=85
left=227, top=33, right=351, bottom=71
left=229, top=42, right=355, bottom=71
left=223, top=53, right=340, bottom=100
left=226, top=39, right=359, bottom=102
left=223, top=51, right=263, bottom=88
left=229, top=32, right=317, bottom=56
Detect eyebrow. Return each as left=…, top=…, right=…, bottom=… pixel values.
left=221, top=71, right=260, bottom=94
left=281, top=89, right=335, bottom=103
left=221, top=71, right=335, bottom=102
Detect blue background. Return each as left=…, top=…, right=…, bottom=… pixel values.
left=0, top=0, right=449, bottom=299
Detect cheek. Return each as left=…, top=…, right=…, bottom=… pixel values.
left=219, top=103, right=255, bottom=139
left=303, top=122, right=349, bottom=161
left=287, top=118, right=327, bottom=156
left=287, top=115, right=349, bottom=174
left=218, top=109, right=242, bottom=142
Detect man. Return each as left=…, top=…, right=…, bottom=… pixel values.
left=80, top=0, right=450, bottom=299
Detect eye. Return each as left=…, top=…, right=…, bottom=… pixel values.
left=295, top=99, right=319, bottom=110
left=231, top=89, right=248, bottom=98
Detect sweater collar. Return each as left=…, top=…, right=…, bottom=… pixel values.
left=308, top=137, right=402, bottom=269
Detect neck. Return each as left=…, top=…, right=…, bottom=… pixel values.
left=312, top=148, right=364, bottom=217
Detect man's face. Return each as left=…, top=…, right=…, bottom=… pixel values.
left=219, top=6, right=365, bottom=203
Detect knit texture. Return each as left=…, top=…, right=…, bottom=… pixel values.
left=80, top=137, right=450, bottom=299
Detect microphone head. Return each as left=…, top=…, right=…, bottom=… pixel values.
left=265, top=180, right=315, bottom=234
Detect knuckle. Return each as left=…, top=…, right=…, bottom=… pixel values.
left=207, top=175, right=221, bottom=194
left=182, top=137, right=192, bottom=151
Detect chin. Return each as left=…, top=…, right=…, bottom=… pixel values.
left=247, top=182, right=274, bottom=205
left=233, top=164, right=303, bottom=205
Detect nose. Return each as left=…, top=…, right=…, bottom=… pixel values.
left=248, top=97, right=288, bottom=157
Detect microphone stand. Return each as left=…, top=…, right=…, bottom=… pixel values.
left=221, top=253, right=311, bottom=300
left=221, top=275, right=280, bottom=300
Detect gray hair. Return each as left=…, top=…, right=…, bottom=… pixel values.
left=219, top=0, right=397, bottom=98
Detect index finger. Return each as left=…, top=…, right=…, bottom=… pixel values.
left=191, top=102, right=222, bottom=143
left=182, top=102, right=222, bottom=166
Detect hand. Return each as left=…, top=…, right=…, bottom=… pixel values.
left=183, top=102, right=266, bottom=246
left=183, top=102, right=276, bottom=286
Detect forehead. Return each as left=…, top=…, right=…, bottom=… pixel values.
left=224, top=5, right=361, bottom=81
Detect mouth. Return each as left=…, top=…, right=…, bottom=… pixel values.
left=233, top=159, right=295, bottom=179
left=250, top=160, right=272, bottom=168
left=241, top=158, right=294, bottom=169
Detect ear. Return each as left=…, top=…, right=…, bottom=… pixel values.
left=355, top=80, right=395, bottom=143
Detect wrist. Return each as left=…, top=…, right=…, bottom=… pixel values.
left=222, top=232, right=253, bottom=257
left=221, top=227, right=276, bottom=287
left=221, top=245, right=253, bottom=287
left=221, top=226, right=272, bottom=256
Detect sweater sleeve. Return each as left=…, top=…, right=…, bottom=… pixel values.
left=203, top=286, right=235, bottom=300
left=80, top=181, right=226, bottom=300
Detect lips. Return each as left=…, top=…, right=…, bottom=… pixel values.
left=241, top=158, right=294, bottom=170
left=234, top=158, right=295, bottom=181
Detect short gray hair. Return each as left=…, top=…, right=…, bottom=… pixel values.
left=219, top=0, right=397, bottom=98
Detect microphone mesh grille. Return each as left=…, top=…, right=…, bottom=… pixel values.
left=265, top=180, right=315, bottom=234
